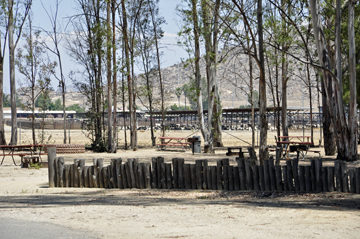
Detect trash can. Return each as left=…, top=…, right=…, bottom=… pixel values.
left=192, top=135, right=201, bottom=153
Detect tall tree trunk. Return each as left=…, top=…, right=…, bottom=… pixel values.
left=121, top=0, right=135, bottom=150
left=112, top=0, right=117, bottom=152
left=107, top=1, right=113, bottom=152
left=258, top=0, right=267, bottom=164
left=9, top=0, right=17, bottom=145
left=149, top=3, right=165, bottom=138
left=348, top=0, right=357, bottom=160
left=191, top=0, right=208, bottom=152
left=0, top=59, right=5, bottom=145
left=310, top=0, right=355, bottom=161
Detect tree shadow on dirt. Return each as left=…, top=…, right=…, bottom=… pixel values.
left=0, top=190, right=359, bottom=212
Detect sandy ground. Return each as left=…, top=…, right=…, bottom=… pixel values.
left=1, top=127, right=360, bottom=238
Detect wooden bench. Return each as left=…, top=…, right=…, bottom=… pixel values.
left=156, top=137, right=191, bottom=151
left=226, top=147, right=246, bottom=157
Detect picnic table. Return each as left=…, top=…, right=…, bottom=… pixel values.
left=0, top=144, right=45, bottom=166
left=157, top=137, right=191, bottom=151
left=276, top=136, right=317, bottom=160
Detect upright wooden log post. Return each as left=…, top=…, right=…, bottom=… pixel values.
left=184, top=164, right=191, bottom=189
left=160, top=162, right=166, bottom=189
left=151, top=157, right=158, bottom=188
left=327, top=166, right=335, bottom=192
left=233, top=166, right=240, bottom=191
left=55, top=157, right=60, bottom=187
left=166, top=163, right=172, bottom=189
left=79, top=159, right=85, bottom=187
left=216, top=161, right=223, bottom=190
left=245, top=159, right=254, bottom=190
left=269, top=158, right=276, bottom=191
left=237, top=158, right=246, bottom=190
left=299, top=165, right=305, bottom=192
left=196, top=160, right=203, bottom=189
left=178, top=158, right=184, bottom=189
left=223, top=165, right=229, bottom=191
left=128, top=158, right=136, bottom=188
left=115, top=159, right=123, bottom=189
left=334, top=160, right=342, bottom=192
left=310, top=159, right=316, bottom=192
left=156, top=157, right=164, bottom=188
left=190, top=164, right=197, bottom=189
left=322, top=167, right=328, bottom=192
left=252, top=165, right=260, bottom=191
left=348, top=169, right=356, bottom=193
left=275, top=165, right=283, bottom=192
left=282, top=165, right=288, bottom=191
left=292, top=159, right=300, bottom=192
left=340, top=161, right=348, bottom=193
left=138, top=163, right=145, bottom=189
left=286, top=160, right=294, bottom=191
left=315, top=159, right=323, bottom=192
left=304, top=166, right=311, bottom=192
left=83, top=166, right=89, bottom=188
left=121, top=163, right=128, bottom=188
left=57, top=157, right=65, bottom=187
left=172, top=158, right=178, bottom=188
left=355, top=168, right=360, bottom=194
left=92, top=159, right=98, bottom=188
left=143, top=163, right=151, bottom=189
left=65, top=164, right=71, bottom=187
left=203, top=160, right=209, bottom=190
left=210, top=166, right=216, bottom=190
left=263, top=160, right=270, bottom=191
left=259, top=165, right=265, bottom=191
left=47, top=147, right=56, bottom=188
left=97, top=158, right=104, bottom=188
left=73, top=159, right=79, bottom=187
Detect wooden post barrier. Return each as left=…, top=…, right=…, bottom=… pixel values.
left=253, top=165, right=260, bottom=191
left=304, top=166, right=311, bottom=192
left=245, top=159, right=253, bottom=190
left=216, top=160, right=222, bottom=190
left=322, top=167, right=328, bottom=192
left=178, top=158, right=184, bottom=189
left=47, top=147, right=57, bottom=188
left=233, top=166, right=240, bottom=191
left=269, top=158, right=276, bottom=191
left=196, top=160, right=203, bottom=190
left=237, top=158, right=246, bottom=190
left=315, top=159, right=322, bottom=192
left=275, top=165, right=283, bottom=191
left=286, top=160, right=294, bottom=191
left=184, top=164, right=191, bottom=189
left=299, top=165, right=305, bottom=192
left=263, top=160, right=270, bottom=191
left=48, top=156, right=360, bottom=194
left=292, top=159, right=300, bottom=192
left=190, top=164, right=196, bottom=189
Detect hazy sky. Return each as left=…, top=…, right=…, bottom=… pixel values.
left=3, top=0, right=187, bottom=94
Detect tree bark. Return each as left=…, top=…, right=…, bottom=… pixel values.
left=9, top=0, right=17, bottom=145
left=258, top=0, right=267, bottom=164
left=191, top=0, right=208, bottom=151
left=107, top=1, right=113, bottom=152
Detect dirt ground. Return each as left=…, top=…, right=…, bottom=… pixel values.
left=1, top=126, right=360, bottom=238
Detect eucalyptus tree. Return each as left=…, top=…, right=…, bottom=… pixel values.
left=41, top=0, right=67, bottom=144
left=67, top=0, right=106, bottom=151
left=135, top=0, right=163, bottom=146
left=3, top=0, right=32, bottom=145
left=16, top=14, right=56, bottom=145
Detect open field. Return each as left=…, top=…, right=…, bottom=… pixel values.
left=1, top=126, right=360, bottom=238
left=5, top=124, right=323, bottom=148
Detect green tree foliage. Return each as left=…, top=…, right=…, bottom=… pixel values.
left=66, top=104, right=85, bottom=113
left=2, top=93, right=22, bottom=108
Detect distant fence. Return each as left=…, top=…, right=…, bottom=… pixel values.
left=44, top=144, right=85, bottom=154
left=48, top=156, right=360, bottom=193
